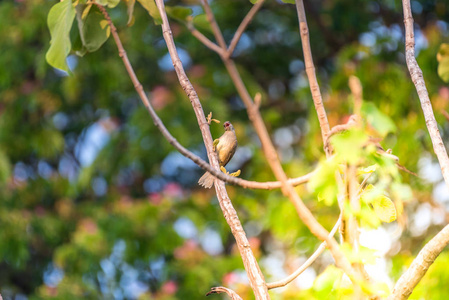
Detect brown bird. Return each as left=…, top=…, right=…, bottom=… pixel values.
left=198, top=121, right=238, bottom=188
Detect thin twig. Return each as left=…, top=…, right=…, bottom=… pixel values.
left=187, top=23, right=225, bottom=56
left=225, top=0, right=265, bottom=59
left=267, top=216, right=341, bottom=289
left=348, top=76, right=363, bottom=116
left=201, top=0, right=227, bottom=49
left=401, top=0, right=449, bottom=188
left=153, top=1, right=270, bottom=298
left=295, top=0, right=331, bottom=149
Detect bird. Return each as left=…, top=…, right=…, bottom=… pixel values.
left=198, top=121, right=238, bottom=188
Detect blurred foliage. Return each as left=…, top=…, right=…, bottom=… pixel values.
left=1, top=0, right=449, bottom=299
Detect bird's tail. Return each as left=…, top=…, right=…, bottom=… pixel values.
left=198, top=172, right=215, bottom=188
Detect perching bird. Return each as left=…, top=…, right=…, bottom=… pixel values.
left=198, top=121, right=238, bottom=188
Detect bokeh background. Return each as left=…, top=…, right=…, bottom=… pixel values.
left=0, top=0, right=449, bottom=299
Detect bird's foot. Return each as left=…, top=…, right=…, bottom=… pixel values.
left=220, top=166, right=240, bottom=177
left=230, top=170, right=241, bottom=177
left=207, top=112, right=220, bottom=125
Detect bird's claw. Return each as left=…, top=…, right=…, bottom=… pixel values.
left=230, top=170, right=241, bottom=177
left=207, top=112, right=220, bottom=125
left=220, top=166, right=240, bottom=177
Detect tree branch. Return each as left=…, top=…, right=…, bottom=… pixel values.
left=387, top=224, right=449, bottom=300
left=267, top=216, right=341, bottom=289
left=401, top=0, right=449, bottom=188
left=224, top=0, right=265, bottom=59
left=153, top=1, right=270, bottom=298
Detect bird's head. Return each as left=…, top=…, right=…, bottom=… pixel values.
left=223, top=121, right=234, bottom=132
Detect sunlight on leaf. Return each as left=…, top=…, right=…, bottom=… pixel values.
left=308, top=158, right=339, bottom=206
left=137, top=0, right=162, bottom=25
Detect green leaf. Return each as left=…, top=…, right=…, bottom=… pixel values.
left=279, top=0, right=295, bottom=4
left=361, top=102, right=396, bottom=137
left=0, top=150, right=11, bottom=183
left=75, top=4, right=110, bottom=53
left=46, top=0, right=76, bottom=72
left=359, top=204, right=382, bottom=228
left=192, top=14, right=212, bottom=33
left=165, top=6, right=193, bottom=22
left=331, top=129, right=368, bottom=164
left=137, top=0, right=162, bottom=25
left=95, top=0, right=120, bottom=8
left=308, top=158, right=339, bottom=205
left=372, top=195, right=397, bottom=223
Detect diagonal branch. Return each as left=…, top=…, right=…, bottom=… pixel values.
left=401, top=0, right=449, bottom=188
left=387, top=224, right=449, bottom=300
left=154, top=1, right=270, bottom=299
left=225, top=0, right=265, bottom=59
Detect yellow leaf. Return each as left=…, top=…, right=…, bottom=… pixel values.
left=372, top=195, right=396, bottom=223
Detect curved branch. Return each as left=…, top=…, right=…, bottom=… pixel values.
left=267, top=216, right=341, bottom=289
left=206, top=287, right=243, bottom=300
